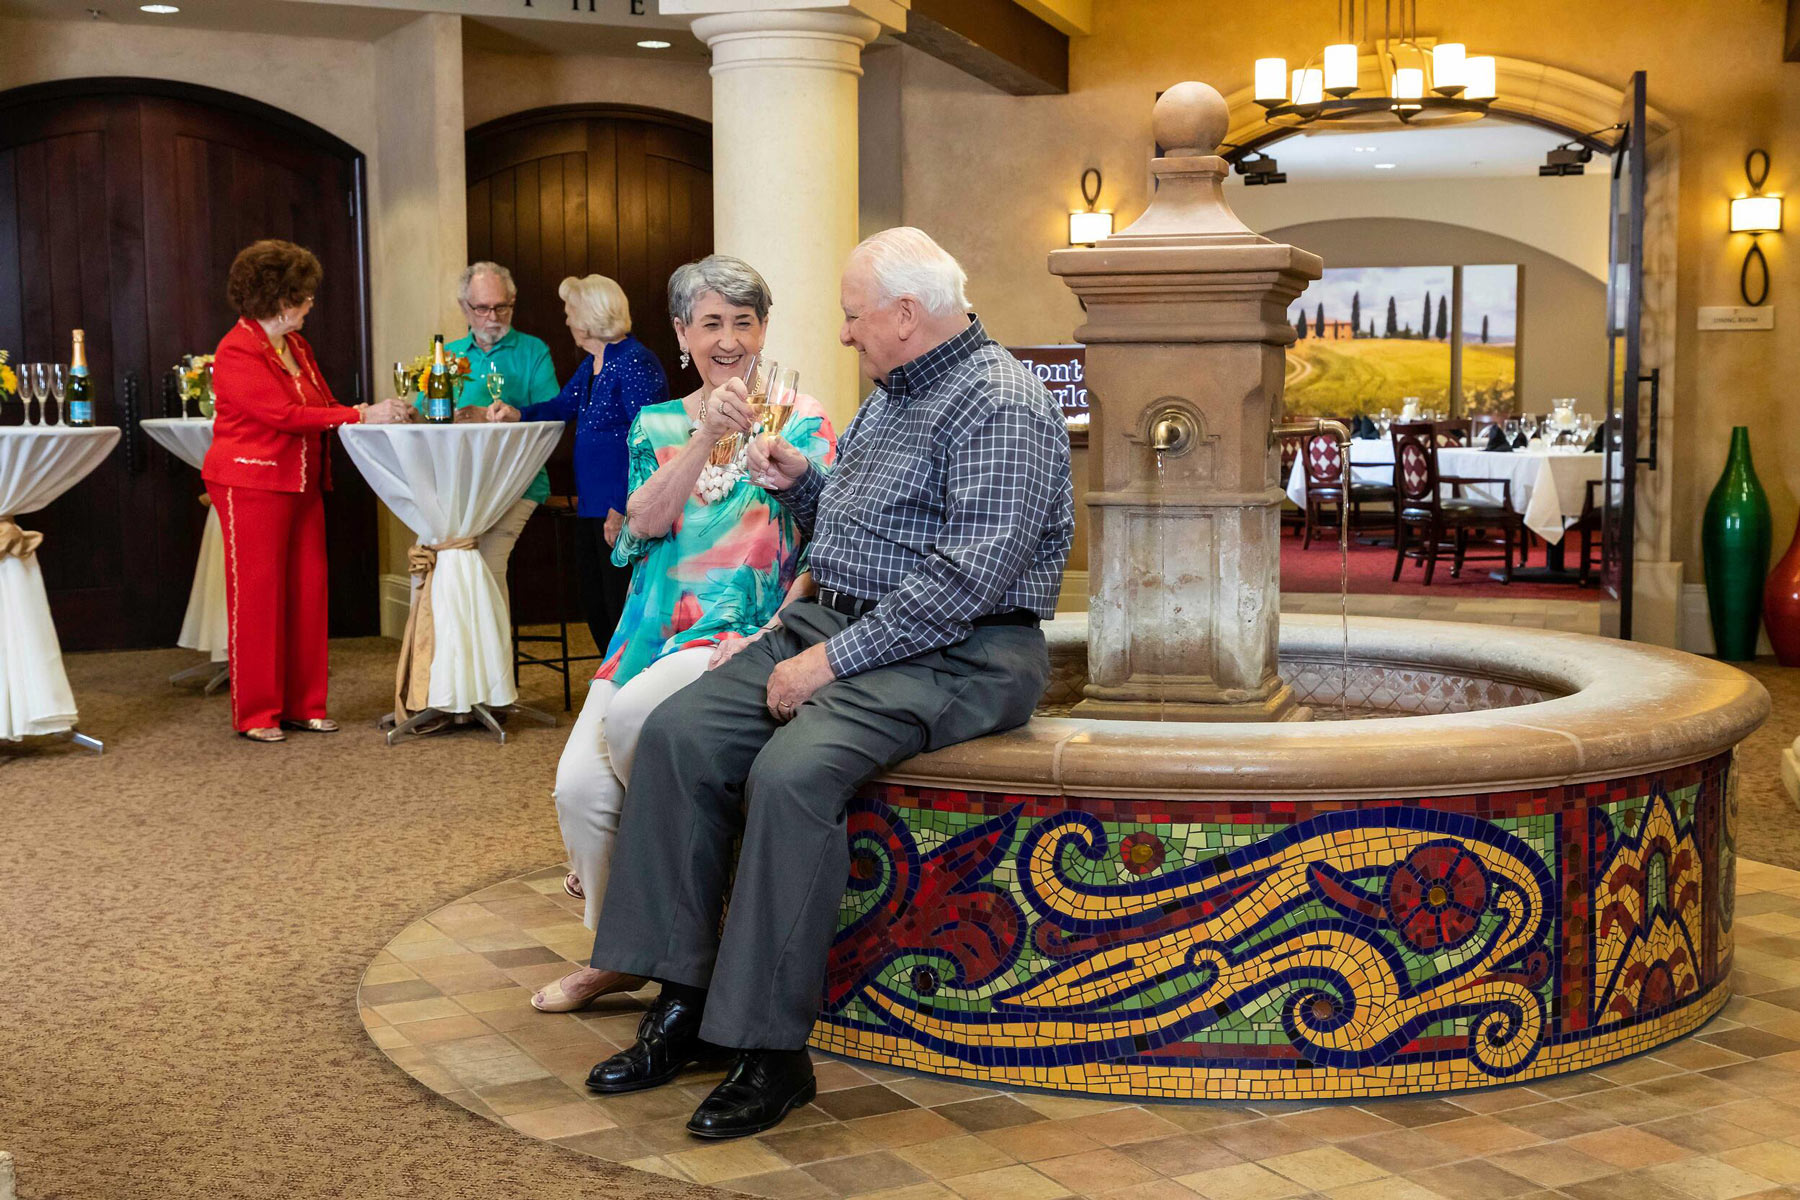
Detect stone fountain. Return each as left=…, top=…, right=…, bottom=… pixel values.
left=812, top=82, right=1770, bottom=1101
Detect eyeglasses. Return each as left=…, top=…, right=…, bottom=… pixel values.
left=464, top=302, right=515, bottom=318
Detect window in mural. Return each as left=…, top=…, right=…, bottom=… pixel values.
left=1283, top=264, right=1520, bottom=417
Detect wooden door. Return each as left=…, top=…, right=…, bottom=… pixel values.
left=0, top=80, right=377, bottom=650
left=466, top=106, right=711, bottom=626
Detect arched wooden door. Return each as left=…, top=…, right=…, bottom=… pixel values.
left=466, top=105, right=712, bottom=626
left=0, top=79, right=377, bottom=649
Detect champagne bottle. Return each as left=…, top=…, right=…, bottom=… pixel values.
left=67, top=329, right=94, bottom=426
left=425, top=334, right=452, bottom=424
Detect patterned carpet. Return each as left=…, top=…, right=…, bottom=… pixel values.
left=1, top=634, right=1796, bottom=1199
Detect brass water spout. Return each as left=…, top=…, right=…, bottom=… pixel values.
left=1149, top=408, right=1196, bottom=454
left=1273, top=417, right=1352, bottom=449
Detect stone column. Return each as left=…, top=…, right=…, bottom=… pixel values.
left=1050, top=83, right=1321, bottom=722
left=670, top=1, right=905, bottom=432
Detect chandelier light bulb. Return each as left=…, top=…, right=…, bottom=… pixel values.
left=1292, top=68, right=1325, bottom=106
left=1393, top=67, right=1425, bottom=108
left=1431, top=42, right=1465, bottom=92
left=1323, top=43, right=1359, bottom=94
left=1255, top=57, right=1289, bottom=102
left=1464, top=56, right=1497, bottom=100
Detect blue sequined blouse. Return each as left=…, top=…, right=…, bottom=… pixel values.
left=518, top=334, right=669, bottom=519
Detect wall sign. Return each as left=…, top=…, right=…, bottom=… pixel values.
left=1009, top=344, right=1088, bottom=424
left=1697, top=306, right=1775, bottom=331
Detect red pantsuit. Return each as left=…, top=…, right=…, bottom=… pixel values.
left=211, top=481, right=331, bottom=730
left=202, top=317, right=362, bottom=732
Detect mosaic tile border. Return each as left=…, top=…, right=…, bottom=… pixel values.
left=816, top=751, right=1737, bottom=1101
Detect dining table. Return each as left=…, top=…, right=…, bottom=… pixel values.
left=141, top=417, right=229, bottom=693
left=0, top=425, right=121, bottom=750
left=338, top=422, right=564, bottom=744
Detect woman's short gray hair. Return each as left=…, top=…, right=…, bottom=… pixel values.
left=668, top=255, right=772, bottom=325
left=852, top=227, right=970, bottom=317
left=458, top=261, right=517, bottom=302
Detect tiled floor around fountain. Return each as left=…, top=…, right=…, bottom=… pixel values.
left=361, top=858, right=1800, bottom=1200
left=1278, top=594, right=1604, bottom=636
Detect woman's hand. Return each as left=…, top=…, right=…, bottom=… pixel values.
left=696, top=377, right=755, bottom=442
left=358, top=398, right=410, bottom=425
left=748, top=435, right=811, bottom=491
left=603, top=508, right=624, bottom=547
left=707, top=626, right=765, bottom=671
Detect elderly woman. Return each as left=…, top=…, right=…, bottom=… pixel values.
left=529, top=255, right=836, bottom=1012
left=502, top=274, right=668, bottom=651
left=202, top=239, right=408, bottom=742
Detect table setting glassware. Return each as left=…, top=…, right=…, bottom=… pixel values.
left=26, top=362, right=46, bottom=426
left=49, top=363, right=66, bottom=427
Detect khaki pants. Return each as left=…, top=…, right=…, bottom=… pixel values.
left=478, top=497, right=537, bottom=617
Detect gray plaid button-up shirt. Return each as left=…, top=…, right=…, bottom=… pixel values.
left=775, top=316, right=1074, bottom=678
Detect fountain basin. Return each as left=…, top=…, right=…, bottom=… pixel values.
left=812, top=614, right=1768, bottom=1100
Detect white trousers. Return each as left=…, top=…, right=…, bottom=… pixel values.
left=555, top=646, right=712, bottom=929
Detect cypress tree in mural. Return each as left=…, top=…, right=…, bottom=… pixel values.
left=1296, top=311, right=1309, bottom=338
left=1435, top=296, right=1449, bottom=340
left=1316, top=303, right=1325, bottom=337
left=1350, top=291, right=1361, bottom=336
left=1482, top=314, right=1490, bottom=344
left=1421, top=293, right=1432, bottom=339
left=1384, top=296, right=1398, bottom=337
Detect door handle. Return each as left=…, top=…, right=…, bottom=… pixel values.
left=1636, top=367, right=1660, bottom=470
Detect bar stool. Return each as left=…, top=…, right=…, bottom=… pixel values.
left=511, top=497, right=603, bottom=711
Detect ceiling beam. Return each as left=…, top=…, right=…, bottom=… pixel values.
left=897, top=0, right=1067, bottom=95
left=1011, top=0, right=1089, bottom=37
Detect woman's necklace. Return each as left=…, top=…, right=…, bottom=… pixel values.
left=688, top=389, right=743, bottom=503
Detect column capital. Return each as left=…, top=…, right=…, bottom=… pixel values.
left=668, top=0, right=904, bottom=38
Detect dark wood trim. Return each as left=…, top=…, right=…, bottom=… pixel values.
left=0, top=77, right=366, bottom=159
left=1788, top=0, right=1800, bottom=61
left=900, top=0, right=1068, bottom=96
left=467, top=103, right=710, bottom=143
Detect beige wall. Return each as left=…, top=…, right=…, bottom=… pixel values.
left=1265, top=217, right=1608, bottom=418
left=889, top=0, right=1800, bottom=587
left=461, top=44, right=712, bottom=129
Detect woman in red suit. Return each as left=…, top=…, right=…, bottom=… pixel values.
left=202, top=240, right=408, bottom=742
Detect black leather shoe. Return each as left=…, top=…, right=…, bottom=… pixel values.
left=585, top=992, right=726, bottom=1094
left=686, top=1049, right=817, bottom=1139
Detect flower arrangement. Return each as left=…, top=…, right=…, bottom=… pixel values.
left=399, top=347, right=473, bottom=396
left=172, top=353, right=216, bottom=416
left=0, top=350, right=17, bottom=403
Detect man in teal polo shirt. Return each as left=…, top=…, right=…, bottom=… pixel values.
left=417, top=261, right=561, bottom=612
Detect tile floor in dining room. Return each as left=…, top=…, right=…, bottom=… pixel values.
left=1278, top=592, right=1604, bottom=635
left=362, top=857, right=1800, bottom=1200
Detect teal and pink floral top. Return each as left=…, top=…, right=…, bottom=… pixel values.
left=600, top=393, right=837, bottom=684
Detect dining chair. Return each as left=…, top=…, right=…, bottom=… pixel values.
left=1391, top=421, right=1523, bottom=584
left=1278, top=432, right=1306, bottom=538
left=1301, top=431, right=1394, bottom=548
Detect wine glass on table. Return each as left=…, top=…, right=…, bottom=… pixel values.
left=1502, top=416, right=1520, bottom=446
left=1520, top=414, right=1539, bottom=446
left=49, top=363, right=66, bottom=426
left=28, top=363, right=48, bottom=427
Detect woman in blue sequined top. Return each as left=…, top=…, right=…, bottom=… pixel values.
left=517, top=274, right=670, bottom=649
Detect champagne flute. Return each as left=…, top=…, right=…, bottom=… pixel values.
left=50, top=363, right=66, bottom=426
left=761, top=366, right=798, bottom=441
left=393, top=360, right=410, bottom=402
left=484, top=363, right=505, bottom=405
left=28, top=363, right=48, bottom=427
left=710, top=353, right=762, bottom=467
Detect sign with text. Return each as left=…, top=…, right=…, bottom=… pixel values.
left=1009, top=344, right=1088, bottom=423
left=1697, top=306, right=1775, bottom=331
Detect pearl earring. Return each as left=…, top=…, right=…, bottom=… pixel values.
left=679, top=350, right=691, bottom=370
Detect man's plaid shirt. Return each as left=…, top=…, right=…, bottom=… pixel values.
left=775, top=316, right=1074, bottom=678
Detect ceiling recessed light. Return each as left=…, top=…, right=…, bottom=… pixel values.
left=140, top=3, right=179, bottom=12
left=1373, top=163, right=1398, bottom=169
left=637, top=39, right=671, bottom=49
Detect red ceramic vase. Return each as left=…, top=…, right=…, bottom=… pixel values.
left=1764, top=521, right=1800, bottom=666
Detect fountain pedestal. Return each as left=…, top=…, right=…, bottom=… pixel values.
left=1050, top=83, right=1322, bottom=722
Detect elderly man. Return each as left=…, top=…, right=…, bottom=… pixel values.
left=427, top=262, right=560, bottom=608
left=583, top=228, right=1073, bottom=1139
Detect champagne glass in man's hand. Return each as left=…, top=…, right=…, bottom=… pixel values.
left=748, top=433, right=809, bottom=491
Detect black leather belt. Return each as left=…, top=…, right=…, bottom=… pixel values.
left=814, top=587, right=1040, bottom=629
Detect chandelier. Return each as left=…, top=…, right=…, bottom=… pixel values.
left=1252, top=0, right=1496, bottom=130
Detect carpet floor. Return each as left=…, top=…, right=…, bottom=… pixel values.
left=1280, top=528, right=1604, bottom=601
left=2, top=634, right=1796, bottom=1199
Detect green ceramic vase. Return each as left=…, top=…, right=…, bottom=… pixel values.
left=1701, top=426, right=1772, bottom=661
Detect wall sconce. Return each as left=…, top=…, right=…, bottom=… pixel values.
left=1732, top=149, right=1781, bottom=305
left=1069, top=168, right=1113, bottom=247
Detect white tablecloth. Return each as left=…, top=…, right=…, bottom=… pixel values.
left=1284, top=440, right=1604, bottom=544
left=339, top=423, right=562, bottom=714
left=142, top=418, right=226, bottom=662
left=0, top=426, right=121, bottom=739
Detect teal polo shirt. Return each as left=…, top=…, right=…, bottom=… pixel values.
left=413, top=327, right=562, bottom=504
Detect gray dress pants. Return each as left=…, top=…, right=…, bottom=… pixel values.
left=588, top=600, right=1049, bottom=1050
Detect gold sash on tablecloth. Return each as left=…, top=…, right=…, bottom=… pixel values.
left=394, top=537, right=479, bottom=722
left=0, top=517, right=43, bottom=560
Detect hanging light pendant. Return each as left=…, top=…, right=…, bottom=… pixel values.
left=1251, top=0, right=1496, bottom=130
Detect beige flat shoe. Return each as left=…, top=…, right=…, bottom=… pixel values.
left=531, top=969, right=647, bottom=1013
left=282, top=718, right=340, bottom=733
left=563, top=872, right=585, bottom=900
left=239, top=727, right=285, bottom=743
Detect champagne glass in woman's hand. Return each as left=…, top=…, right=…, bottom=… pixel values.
left=699, top=376, right=756, bottom=442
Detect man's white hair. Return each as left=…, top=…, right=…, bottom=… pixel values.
left=852, top=227, right=970, bottom=317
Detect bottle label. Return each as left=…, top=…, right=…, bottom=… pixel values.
left=428, top=394, right=453, bottom=422
left=69, top=401, right=93, bottom=423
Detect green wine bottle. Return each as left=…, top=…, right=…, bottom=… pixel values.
left=425, top=334, right=452, bottom=424
left=67, top=329, right=94, bottom=426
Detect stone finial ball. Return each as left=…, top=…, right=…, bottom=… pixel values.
left=1154, top=82, right=1229, bottom=156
